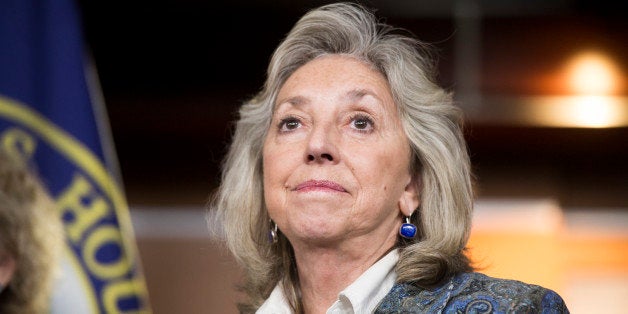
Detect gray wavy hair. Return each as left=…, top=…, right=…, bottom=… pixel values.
left=208, top=2, right=474, bottom=312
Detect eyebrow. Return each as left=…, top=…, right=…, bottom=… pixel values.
left=276, top=95, right=308, bottom=107
left=344, top=88, right=382, bottom=103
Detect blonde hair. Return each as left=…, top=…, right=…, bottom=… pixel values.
left=209, top=2, right=473, bottom=312
left=0, top=150, right=63, bottom=314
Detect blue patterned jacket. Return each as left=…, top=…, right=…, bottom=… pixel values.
left=375, top=272, right=569, bottom=313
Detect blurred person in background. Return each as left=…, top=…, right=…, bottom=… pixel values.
left=0, top=148, right=64, bottom=313
left=209, top=2, right=569, bottom=313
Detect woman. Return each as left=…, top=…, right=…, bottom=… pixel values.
left=0, top=149, right=63, bottom=313
left=209, top=2, right=569, bottom=313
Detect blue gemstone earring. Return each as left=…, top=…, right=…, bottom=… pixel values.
left=399, top=216, right=417, bottom=239
left=268, top=221, right=278, bottom=244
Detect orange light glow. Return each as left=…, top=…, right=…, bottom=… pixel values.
left=537, top=95, right=628, bottom=128
left=468, top=199, right=628, bottom=313
left=565, top=51, right=623, bottom=95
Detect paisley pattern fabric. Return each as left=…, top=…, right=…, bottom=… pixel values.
left=374, top=272, right=569, bottom=313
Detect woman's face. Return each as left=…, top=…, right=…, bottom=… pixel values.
left=263, top=55, right=418, bottom=248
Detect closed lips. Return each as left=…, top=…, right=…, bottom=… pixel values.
left=295, top=180, right=346, bottom=192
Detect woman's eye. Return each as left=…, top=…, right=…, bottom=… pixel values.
left=351, top=115, right=373, bottom=131
left=279, top=117, right=301, bottom=131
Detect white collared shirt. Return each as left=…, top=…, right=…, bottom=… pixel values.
left=256, top=249, right=398, bottom=314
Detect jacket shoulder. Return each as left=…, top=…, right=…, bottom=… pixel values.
left=375, top=272, right=569, bottom=313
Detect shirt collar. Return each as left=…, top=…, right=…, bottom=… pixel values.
left=332, top=249, right=398, bottom=313
left=256, top=282, right=292, bottom=314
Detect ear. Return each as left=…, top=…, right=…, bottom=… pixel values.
left=398, top=174, right=420, bottom=217
left=0, top=254, right=16, bottom=287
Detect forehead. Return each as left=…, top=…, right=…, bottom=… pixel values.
left=283, top=55, right=386, bottom=87
left=276, top=55, right=394, bottom=108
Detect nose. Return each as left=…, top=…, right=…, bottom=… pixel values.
left=307, top=153, right=333, bottom=162
left=306, top=123, right=339, bottom=164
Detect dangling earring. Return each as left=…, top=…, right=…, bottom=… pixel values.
left=399, top=216, right=417, bottom=239
left=268, top=221, right=278, bottom=244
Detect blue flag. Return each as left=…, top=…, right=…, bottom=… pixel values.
left=0, top=0, right=151, bottom=312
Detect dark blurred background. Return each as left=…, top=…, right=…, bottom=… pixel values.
left=77, top=0, right=627, bottom=210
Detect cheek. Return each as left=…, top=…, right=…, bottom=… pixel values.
left=263, top=144, right=287, bottom=183
left=353, top=143, right=410, bottom=192
left=262, top=154, right=281, bottom=219
left=262, top=155, right=279, bottom=201
left=354, top=149, right=406, bottom=178
left=262, top=143, right=295, bottom=206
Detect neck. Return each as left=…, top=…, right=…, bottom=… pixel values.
left=292, top=232, right=397, bottom=314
